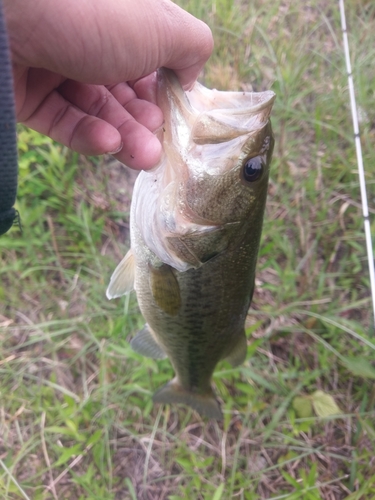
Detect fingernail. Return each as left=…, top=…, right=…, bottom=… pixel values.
left=108, top=142, right=123, bottom=155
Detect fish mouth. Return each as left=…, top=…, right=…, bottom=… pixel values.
left=189, top=86, right=275, bottom=145
left=151, top=68, right=276, bottom=184
left=187, top=82, right=276, bottom=116
left=157, top=68, right=275, bottom=147
left=159, top=67, right=275, bottom=113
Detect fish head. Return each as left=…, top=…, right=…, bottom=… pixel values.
left=132, top=68, right=275, bottom=271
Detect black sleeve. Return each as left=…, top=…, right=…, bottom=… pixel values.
left=0, top=0, right=20, bottom=236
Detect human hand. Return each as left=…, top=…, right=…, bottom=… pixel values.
left=3, top=0, right=213, bottom=170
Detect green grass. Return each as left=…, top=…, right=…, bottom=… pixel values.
left=1, top=0, right=375, bottom=498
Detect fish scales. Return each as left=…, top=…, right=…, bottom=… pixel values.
left=107, top=68, right=275, bottom=419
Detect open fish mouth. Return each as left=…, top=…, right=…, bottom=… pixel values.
left=150, top=69, right=275, bottom=188
left=187, top=83, right=275, bottom=145
left=157, top=68, right=275, bottom=154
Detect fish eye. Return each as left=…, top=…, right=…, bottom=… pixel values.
left=243, top=156, right=264, bottom=183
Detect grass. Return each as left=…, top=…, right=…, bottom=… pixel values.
left=1, top=0, right=375, bottom=498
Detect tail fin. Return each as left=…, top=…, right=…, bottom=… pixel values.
left=153, top=379, right=222, bottom=420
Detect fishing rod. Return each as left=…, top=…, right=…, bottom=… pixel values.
left=338, top=0, right=375, bottom=330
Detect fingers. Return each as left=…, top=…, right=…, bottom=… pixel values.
left=60, top=80, right=164, bottom=168
left=111, top=116, right=162, bottom=169
left=129, top=73, right=158, bottom=105
left=107, top=81, right=162, bottom=130
left=22, top=89, right=123, bottom=155
left=22, top=80, right=163, bottom=169
left=59, top=80, right=163, bottom=134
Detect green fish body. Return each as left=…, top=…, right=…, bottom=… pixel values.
left=107, top=69, right=275, bottom=419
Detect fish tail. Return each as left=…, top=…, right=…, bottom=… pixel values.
left=153, top=378, right=223, bottom=420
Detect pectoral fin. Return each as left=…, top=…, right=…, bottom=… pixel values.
left=153, top=379, right=223, bottom=420
left=225, top=331, right=247, bottom=367
left=149, top=264, right=181, bottom=316
left=130, top=324, right=167, bottom=359
left=106, top=249, right=135, bottom=299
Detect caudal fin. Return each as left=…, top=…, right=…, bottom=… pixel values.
left=153, top=379, right=222, bottom=420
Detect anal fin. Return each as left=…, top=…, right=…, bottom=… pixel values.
left=130, top=324, right=167, bottom=359
left=106, top=249, right=135, bottom=299
left=153, top=379, right=223, bottom=420
left=225, top=330, right=247, bottom=367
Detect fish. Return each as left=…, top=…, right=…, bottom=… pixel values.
left=107, top=68, right=275, bottom=419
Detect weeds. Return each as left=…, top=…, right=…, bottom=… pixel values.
left=1, top=0, right=374, bottom=498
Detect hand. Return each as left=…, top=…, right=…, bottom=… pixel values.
left=3, top=0, right=213, bottom=169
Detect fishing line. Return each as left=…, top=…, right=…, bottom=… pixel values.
left=339, top=0, right=375, bottom=329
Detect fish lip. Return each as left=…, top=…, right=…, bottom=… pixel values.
left=202, top=89, right=276, bottom=120
left=159, top=67, right=276, bottom=116
left=186, top=73, right=276, bottom=115
left=243, top=90, right=276, bottom=115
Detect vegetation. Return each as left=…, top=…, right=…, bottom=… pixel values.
left=1, top=0, right=374, bottom=498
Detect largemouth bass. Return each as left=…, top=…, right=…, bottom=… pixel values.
left=107, top=68, right=275, bottom=419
